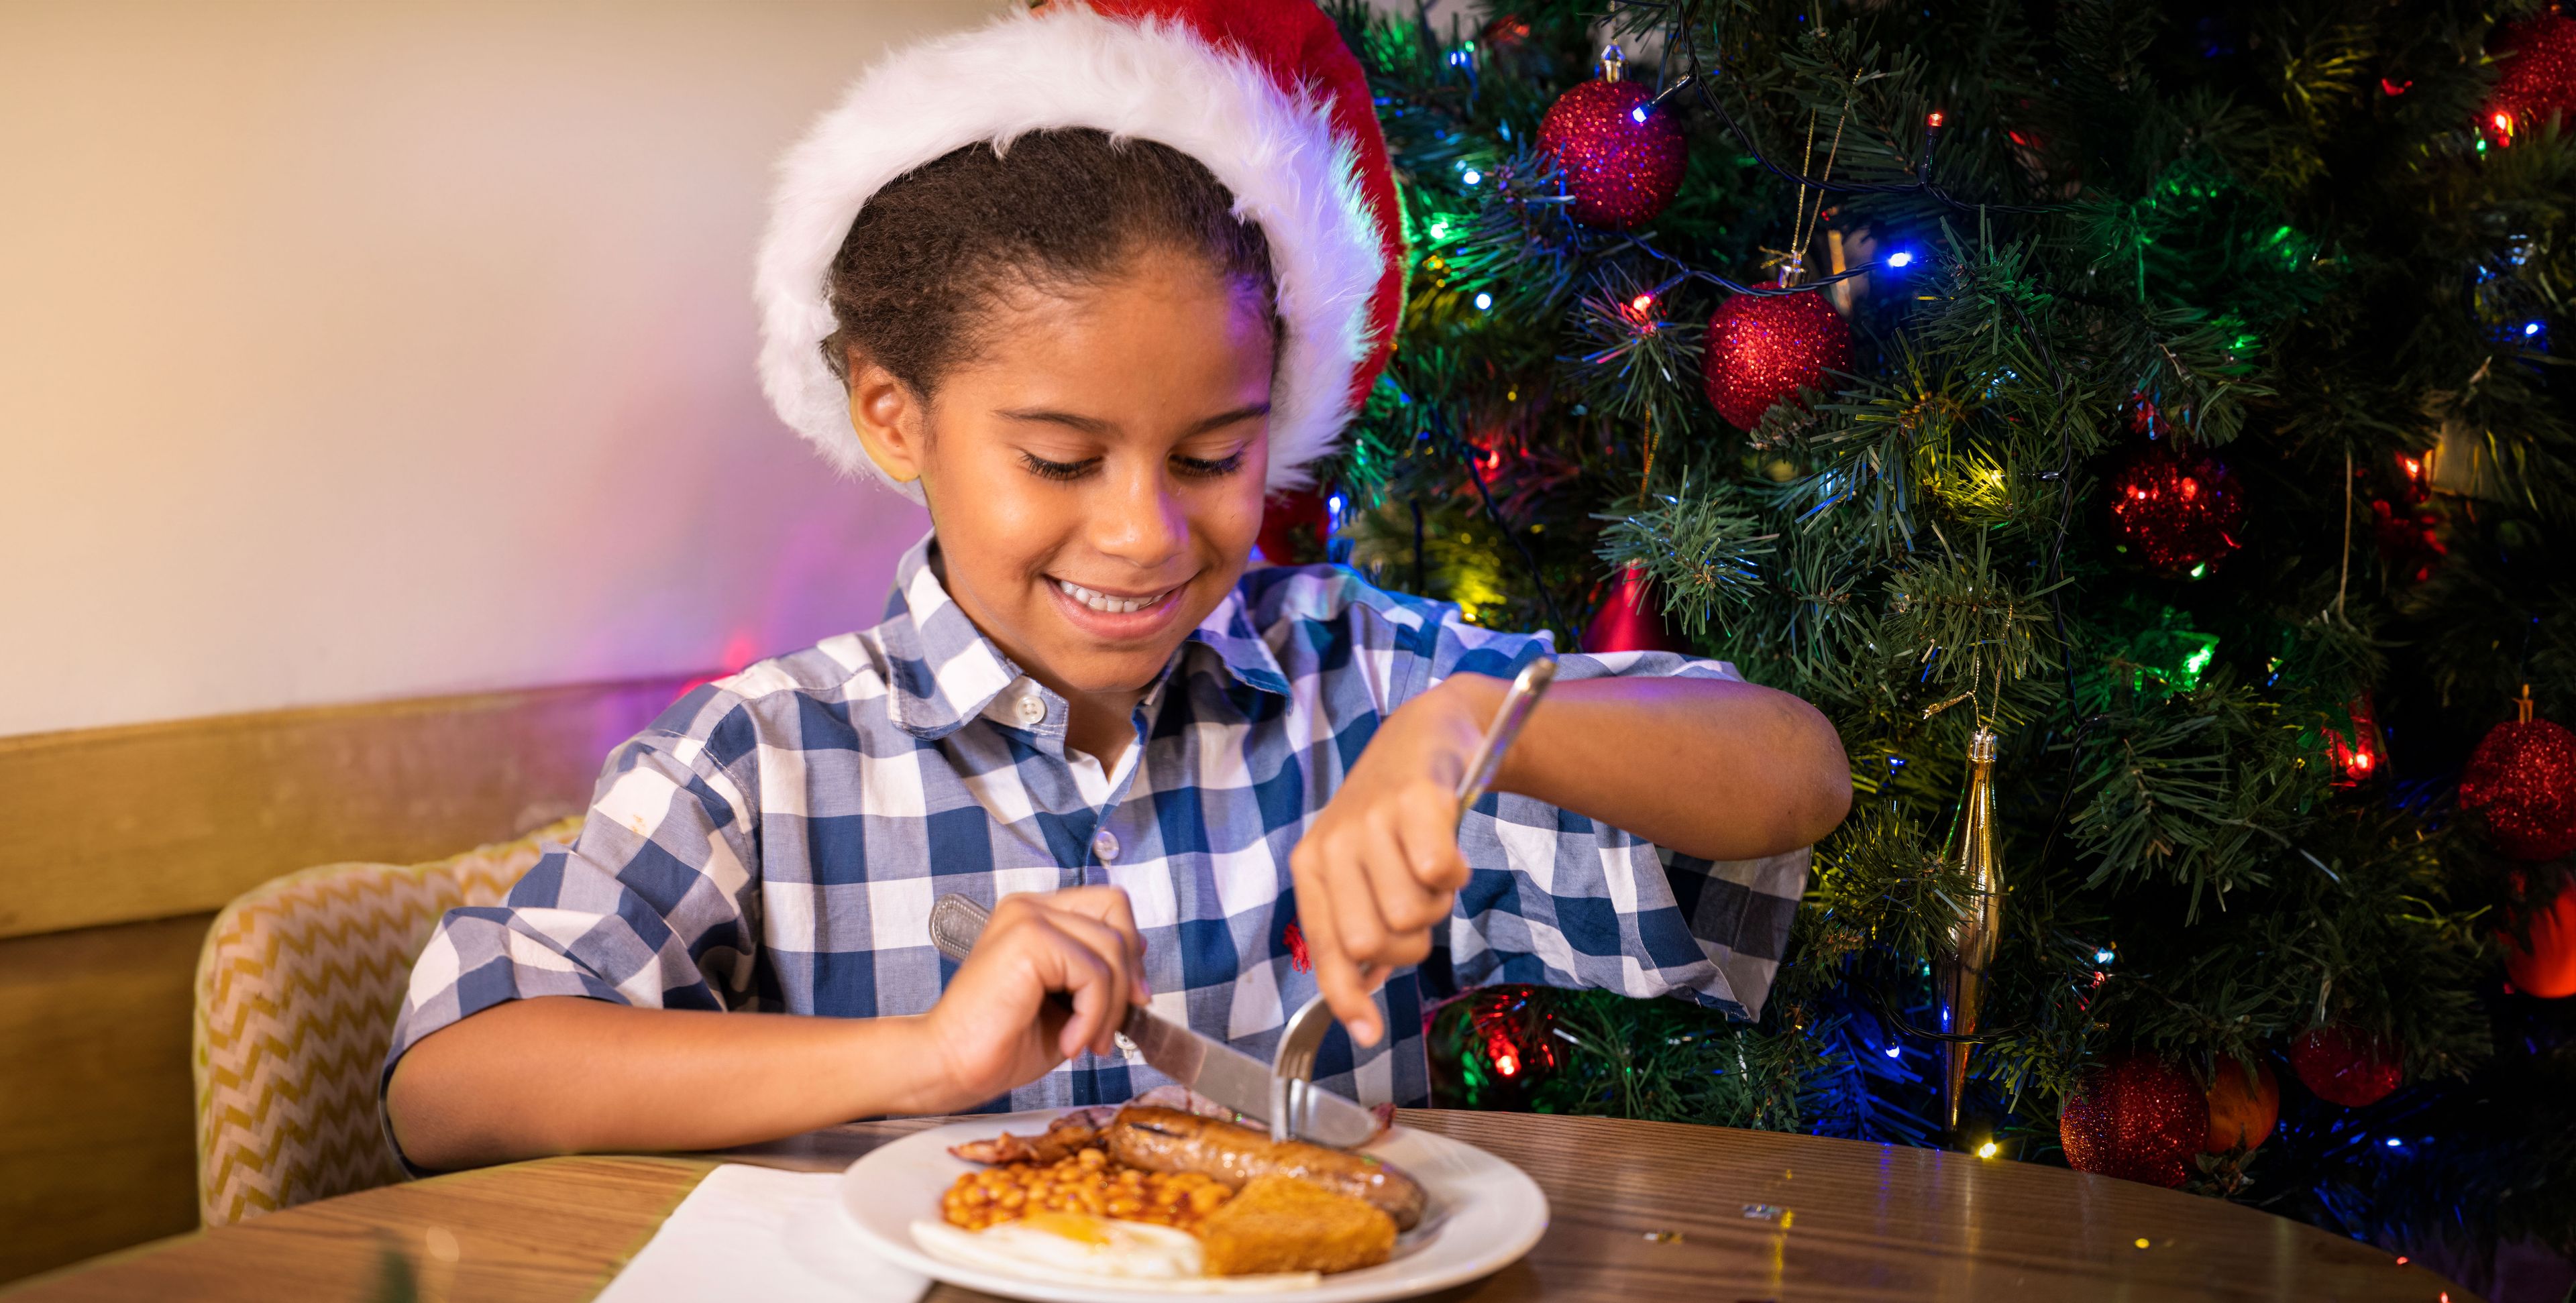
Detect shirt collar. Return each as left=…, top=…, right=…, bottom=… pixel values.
left=1181, top=578, right=1293, bottom=699
left=877, top=532, right=1291, bottom=740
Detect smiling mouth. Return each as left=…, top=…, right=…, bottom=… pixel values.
left=1051, top=577, right=1179, bottom=615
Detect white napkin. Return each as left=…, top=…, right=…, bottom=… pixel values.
left=594, top=1163, right=929, bottom=1303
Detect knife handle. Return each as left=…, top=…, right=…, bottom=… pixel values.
left=928, top=893, right=992, bottom=964
left=928, top=892, right=1140, bottom=1035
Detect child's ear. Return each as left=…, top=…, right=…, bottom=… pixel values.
left=844, top=354, right=926, bottom=486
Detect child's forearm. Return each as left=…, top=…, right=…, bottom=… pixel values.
left=1451, top=671, right=1853, bottom=858
left=384, top=997, right=953, bottom=1172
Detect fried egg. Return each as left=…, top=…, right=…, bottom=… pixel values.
left=913, top=1211, right=1204, bottom=1280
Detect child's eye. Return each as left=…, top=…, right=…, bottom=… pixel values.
left=1173, top=449, right=1246, bottom=479
left=1019, top=452, right=1099, bottom=481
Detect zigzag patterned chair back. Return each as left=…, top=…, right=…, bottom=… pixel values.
left=191, top=815, right=583, bottom=1227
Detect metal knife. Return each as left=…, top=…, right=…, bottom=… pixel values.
left=926, top=893, right=1382, bottom=1149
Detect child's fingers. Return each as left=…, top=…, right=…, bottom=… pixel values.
left=1053, top=887, right=1146, bottom=956
left=1030, top=885, right=1154, bottom=1009
left=1046, top=909, right=1150, bottom=1040
left=1322, top=837, right=1399, bottom=970
left=1371, top=803, right=1456, bottom=937
left=1291, top=844, right=1384, bottom=1045
left=1323, top=856, right=1397, bottom=1045
left=1028, top=917, right=1121, bottom=1059
left=1359, top=819, right=1440, bottom=968
left=1396, top=781, right=1474, bottom=897
left=1315, top=944, right=1381, bottom=1046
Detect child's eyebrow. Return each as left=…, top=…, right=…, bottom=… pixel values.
left=996, top=407, right=1115, bottom=434
left=1181, top=403, right=1271, bottom=436
left=994, top=404, right=1271, bottom=437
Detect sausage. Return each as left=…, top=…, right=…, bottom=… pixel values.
left=1104, top=1105, right=1427, bottom=1231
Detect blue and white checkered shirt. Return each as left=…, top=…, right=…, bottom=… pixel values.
left=385, top=532, right=1809, bottom=1145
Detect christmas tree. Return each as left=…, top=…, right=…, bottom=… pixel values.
left=1320, top=0, right=2576, bottom=1276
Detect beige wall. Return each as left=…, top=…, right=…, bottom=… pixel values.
left=0, top=1, right=1011, bottom=739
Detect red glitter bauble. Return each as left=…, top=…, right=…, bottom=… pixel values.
left=1536, top=78, right=1686, bottom=229
left=2202, top=1059, right=2280, bottom=1153
left=2287, top=1027, right=2404, bottom=1108
left=2461, top=717, right=2576, bottom=860
left=2503, top=876, right=2576, bottom=999
left=2059, top=1054, right=2206, bottom=1188
left=1581, top=562, right=1690, bottom=654
left=2486, top=11, right=2576, bottom=146
left=2104, top=445, right=2247, bottom=579
left=1701, top=292, right=1854, bottom=429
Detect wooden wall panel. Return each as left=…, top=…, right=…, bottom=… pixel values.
left=0, top=915, right=208, bottom=1284
left=0, top=677, right=697, bottom=940
left=0, top=675, right=697, bottom=1284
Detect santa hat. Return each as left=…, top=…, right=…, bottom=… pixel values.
left=755, top=0, right=1404, bottom=503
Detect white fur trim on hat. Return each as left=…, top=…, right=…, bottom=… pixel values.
left=755, top=4, right=1387, bottom=504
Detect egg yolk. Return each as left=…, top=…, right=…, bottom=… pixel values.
left=1018, top=1211, right=1114, bottom=1245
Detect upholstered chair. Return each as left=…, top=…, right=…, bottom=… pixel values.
left=191, top=816, right=580, bottom=1226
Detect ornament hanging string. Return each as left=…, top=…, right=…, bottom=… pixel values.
left=1781, top=89, right=1855, bottom=285
left=1773, top=109, right=1825, bottom=282
left=2335, top=446, right=2353, bottom=624
left=1640, top=408, right=1660, bottom=494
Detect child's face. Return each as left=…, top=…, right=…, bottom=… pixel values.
left=855, top=246, right=1276, bottom=701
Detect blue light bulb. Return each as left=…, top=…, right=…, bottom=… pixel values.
left=2525, top=321, right=2544, bottom=337
left=1883, top=1045, right=1902, bottom=1060
left=1460, top=168, right=1483, bottom=186
left=1630, top=107, right=1647, bottom=123
left=1473, top=292, right=1493, bottom=310
left=1886, top=249, right=1917, bottom=268
left=2094, top=948, right=2116, bottom=964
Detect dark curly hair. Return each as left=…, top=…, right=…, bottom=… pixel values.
left=821, top=128, right=1278, bottom=397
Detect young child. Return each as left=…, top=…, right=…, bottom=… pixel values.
left=383, top=0, right=1849, bottom=1172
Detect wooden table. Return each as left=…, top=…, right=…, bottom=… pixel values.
left=9, top=1111, right=2470, bottom=1302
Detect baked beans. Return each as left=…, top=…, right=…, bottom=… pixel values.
left=941, top=1145, right=1234, bottom=1233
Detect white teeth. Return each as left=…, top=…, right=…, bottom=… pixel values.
left=1054, top=578, right=1172, bottom=615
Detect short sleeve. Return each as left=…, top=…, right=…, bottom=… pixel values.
left=378, top=691, right=767, bottom=1167
left=1389, top=606, right=1810, bottom=1020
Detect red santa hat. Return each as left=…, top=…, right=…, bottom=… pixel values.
left=755, top=0, right=1405, bottom=503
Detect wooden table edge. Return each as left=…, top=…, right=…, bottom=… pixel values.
left=4, top=1112, right=2482, bottom=1303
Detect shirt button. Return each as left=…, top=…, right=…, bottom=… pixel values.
left=1014, top=695, right=1046, bottom=726
left=1091, top=828, right=1121, bottom=862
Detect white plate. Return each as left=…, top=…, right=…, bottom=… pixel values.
left=835, top=1111, right=1548, bottom=1302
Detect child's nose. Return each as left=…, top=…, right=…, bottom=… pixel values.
left=1088, top=463, right=1187, bottom=567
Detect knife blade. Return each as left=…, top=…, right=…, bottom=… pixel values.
left=926, top=893, right=1381, bottom=1149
